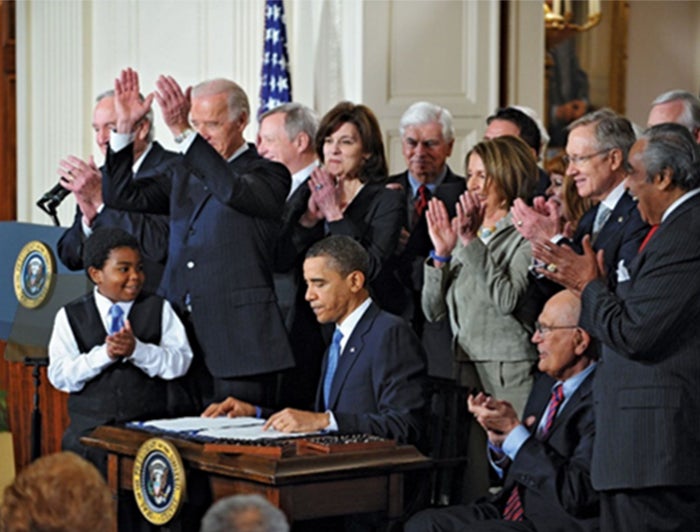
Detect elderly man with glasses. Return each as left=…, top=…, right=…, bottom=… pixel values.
left=510, top=109, right=648, bottom=293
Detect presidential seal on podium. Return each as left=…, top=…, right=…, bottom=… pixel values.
left=133, top=437, right=186, bottom=525
left=13, top=240, right=55, bottom=309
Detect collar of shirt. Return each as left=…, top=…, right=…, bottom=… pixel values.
left=289, top=160, right=319, bottom=198
left=600, top=180, right=626, bottom=211
left=547, top=361, right=597, bottom=422
left=132, top=142, right=153, bottom=174
left=335, top=297, right=373, bottom=354
left=227, top=142, right=249, bottom=163
left=93, top=287, right=135, bottom=332
left=407, top=165, right=448, bottom=197
left=662, top=188, right=700, bottom=223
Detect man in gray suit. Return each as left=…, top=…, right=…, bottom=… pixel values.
left=533, top=123, right=700, bottom=531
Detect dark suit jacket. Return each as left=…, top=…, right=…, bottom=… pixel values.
left=313, top=302, right=427, bottom=445
left=103, top=138, right=294, bottom=379
left=281, top=182, right=406, bottom=312
left=57, top=141, right=175, bottom=293
left=491, top=369, right=598, bottom=532
left=571, top=190, right=648, bottom=287
left=581, top=192, right=700, bottom=491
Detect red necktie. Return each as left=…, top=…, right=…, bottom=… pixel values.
left=504, top=384, right=564, bottom=521
left=414, top=185, right=430, bottom=218
left=638, top=224, right=659, bottom=253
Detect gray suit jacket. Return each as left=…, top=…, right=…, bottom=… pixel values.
left=581, top=192, right=700, bottom=490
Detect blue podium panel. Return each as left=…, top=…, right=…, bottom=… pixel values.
left=0, top=222, right=89, bottom=357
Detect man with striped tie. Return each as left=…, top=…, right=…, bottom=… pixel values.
left=405, top=289, right=599, bottom=531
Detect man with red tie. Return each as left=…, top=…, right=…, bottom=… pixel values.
left=405, top=289, right=599, bottom=531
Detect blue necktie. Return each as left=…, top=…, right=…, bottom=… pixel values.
left=108, top=304, right=124, bottom=334
left=323, top=329, right=343, bottom=409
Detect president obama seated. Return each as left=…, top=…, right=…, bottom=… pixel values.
left=203, top=235, right=427, bottom=445
left=405, top=289, right=599, bottom=531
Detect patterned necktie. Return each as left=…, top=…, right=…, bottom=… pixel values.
left=638, top=224, right=659, bottom=253
left=504, top=383, right=565, bottom=521
left=414, top=185, right=430, bottom=219
left=323, top=329, right=343, bottom=410
left=108, top=304, right=124, bottom=334
left=591, top=203, right=611, bottom=244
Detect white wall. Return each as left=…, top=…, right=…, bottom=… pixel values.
left=625, top=0, right=700, bottom=127
left=16, top=0, right=506, bottom=225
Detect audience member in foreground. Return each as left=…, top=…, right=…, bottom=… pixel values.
left=406, top=289, right=599, bottom=531
left=200, top=494, right=289, bottom=532
left=203, top=235, right=426, bottom=446
left=533, top=123, right=700, bottom=531
left=0, top=451, right=115, bottom=532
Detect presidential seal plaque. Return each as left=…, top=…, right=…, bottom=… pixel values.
left=13, top=241, right=55, bottom=309
left=133, top=438, right=186, bottom=525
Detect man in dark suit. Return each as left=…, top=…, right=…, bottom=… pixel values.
left=533, top=123, right=700, bottom=531
left=385, top=101, right=465, bottom=377
left=56, top=90, right=173, bottom=293
left=513, top=109, right=648, bottom=293
left=102, top=68, right=294, bottom=412
left=257, top=103, right=323, bottom=410
left=405, top=289, right=598, bottom=531
left=204, top=235, right=427, bottom=446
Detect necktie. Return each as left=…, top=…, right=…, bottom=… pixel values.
left=638, top=224, right=659, bottom=253
left=108, top=304, right=124, bottom=334
left=504, top=383, right=565, bottom=521
left=591, top=203, right=611, bottom=243
left=323, top=329, right=343, bottom=410
left=413, top=185, right=430, bottom=220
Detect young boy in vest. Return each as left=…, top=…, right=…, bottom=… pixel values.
left=48, top=227, right=193, bottom=474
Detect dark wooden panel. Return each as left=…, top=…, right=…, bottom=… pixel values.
left=0, top=0, right=16, bottom=221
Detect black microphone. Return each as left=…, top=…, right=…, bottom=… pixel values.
left=36, top=180, right=70, bottom=226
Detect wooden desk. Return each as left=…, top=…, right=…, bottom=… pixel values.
left=83, top=426, right=430, bottom=525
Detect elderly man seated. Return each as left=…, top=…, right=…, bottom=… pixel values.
left=405, top=289, right=599, bottom=531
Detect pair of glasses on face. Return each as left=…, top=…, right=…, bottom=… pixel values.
left=534, top=322, right=579, bottom=335
left=562, top=148, right=611, bottom=168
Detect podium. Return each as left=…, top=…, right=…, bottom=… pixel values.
left=0, top=222, right=90, bottom=470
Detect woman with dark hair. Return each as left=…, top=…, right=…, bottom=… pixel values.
left=287, top=101, right=405, bottom=296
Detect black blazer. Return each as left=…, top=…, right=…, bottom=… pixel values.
left=313, top=302, right=427, bottom=445
left=103, top=138, right=294, bottom=379
left=57, top=142, right=175, bottom=293
left=492, top=369, right=599, bottom=532
left=581, top=192, right=700, bottom=491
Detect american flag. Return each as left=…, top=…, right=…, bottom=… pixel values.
left=258, top=0, right=292, bottom=118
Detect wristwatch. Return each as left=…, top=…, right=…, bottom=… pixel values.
left=174, top=128, right=195, bottom=144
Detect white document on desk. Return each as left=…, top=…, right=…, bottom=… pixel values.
left=135, top=416, right=322, bottom=440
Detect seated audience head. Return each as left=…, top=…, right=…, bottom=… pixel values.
left=626, top=123, right=700, bottom=225
left=485, top=106, right=542, bottom=161
left=512, top=105, right=550, bottom=158
left=533, top=290, right=597, bottom=381
left=647, top=90, right=700, bottom=143
left=200, top=494, right=289, bottom=532
left=303, top=235, right=370, bottom=325
left=466, top=135, right=538, bottom=214
left=83, top=227, right=143, bottom=303
left=0, top=451, right=115, bottom=532
left=565, top=108, right=635, bottom=202
left=190, top=78, right=250, bottom=159
left=398, top=101, right=455, bottom=184
left=93, top=89, right=153, bottom=159
left=257, top=102, right=319, bottom=173
left=315, top=101, right=388, bottom=184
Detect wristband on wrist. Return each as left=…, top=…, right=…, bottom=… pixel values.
left=429, top=249, right=452, bottom=263
left=254, top=406, right=262, bottom=419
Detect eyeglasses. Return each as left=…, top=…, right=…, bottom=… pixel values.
left=562, top=148, right=611, bottom=168
left=534, top=322, right=579, bottom=335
